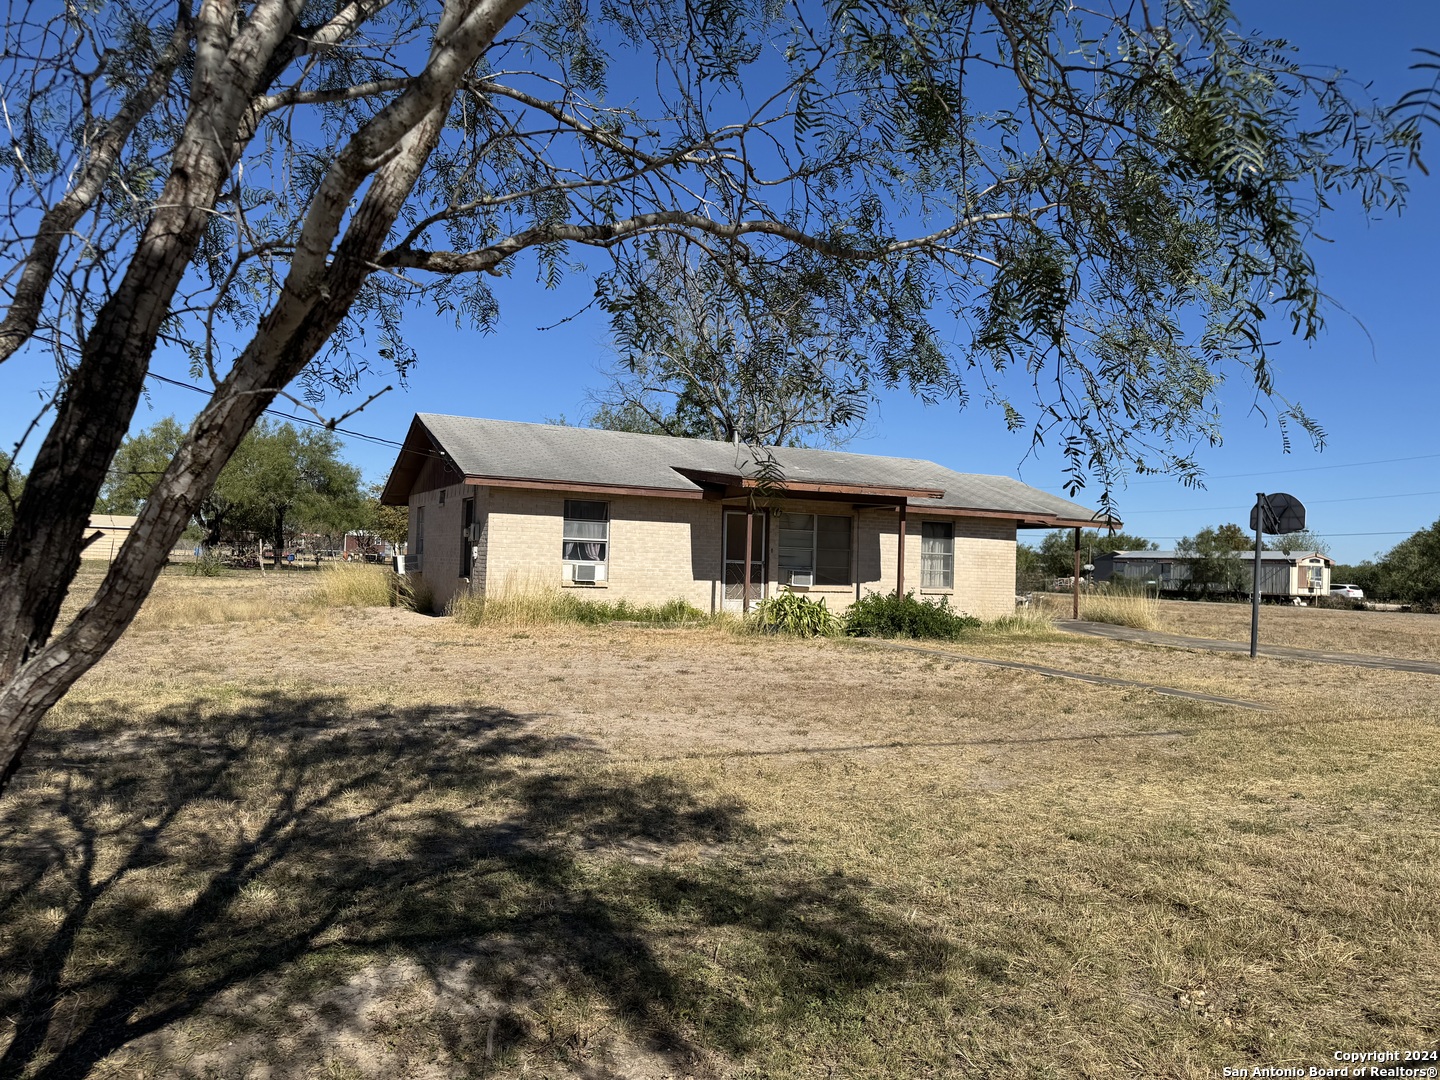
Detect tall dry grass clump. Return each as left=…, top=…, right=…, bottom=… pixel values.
left=982, top=605, right=1058, bottom=637
left=449, top=573, right=565, bottom=628
left=311, top=563, right=402, bottom=609
left=1080, top=590, right=1162, bottom=631
left=135, top=592, right=283, bottom=627
left=449, top=572, right=707, bottom=628
left=129, top=564, right=424, bottom=628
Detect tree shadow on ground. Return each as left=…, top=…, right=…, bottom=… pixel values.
left=0, top=691, right=956, bottom=1078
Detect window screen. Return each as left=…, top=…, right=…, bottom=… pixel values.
left=815, top=515, right=852, bottom=586
left=777, top=513, right=851, bottom=586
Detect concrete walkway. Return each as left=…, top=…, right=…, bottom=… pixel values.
left=1056, top=620, right=1440, bottom=676
left=853, top=638, right=1272, bottom=711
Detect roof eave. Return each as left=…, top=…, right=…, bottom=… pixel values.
left=379, top=416, right=443, bottom=506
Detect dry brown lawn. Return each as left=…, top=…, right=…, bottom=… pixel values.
left=1042, top=591, right=1440, bottom=662
left=2, top=568, right=1438, bottom=1078
left=1148, top=597, right=1440, bottom=661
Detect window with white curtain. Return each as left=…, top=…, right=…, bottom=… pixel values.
left=563, top=500, right=609, bottom=579
left=920, top=521, right=954, bottom=589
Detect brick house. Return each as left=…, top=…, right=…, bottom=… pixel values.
left=380, top=414, right=1111, bottom=617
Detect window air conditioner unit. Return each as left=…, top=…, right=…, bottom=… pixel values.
left=787, top=570, right=814, bottom=587
left=572, top=563, right=598, bottom=584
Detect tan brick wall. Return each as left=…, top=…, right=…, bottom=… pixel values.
left=947, top=518, right=1018, bottom=619
left=482, top=489, right=725, bottom=612
left=412, top=486, right=1018, bottom=619
left=473, top=486, right=490, bottom=597
left=408, top=484, right=468, bottom=612
left=79, top=525, right=132, bottom=560
left=856, top=509, right=1016, bottom=619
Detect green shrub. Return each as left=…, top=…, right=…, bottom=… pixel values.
left=186, top=551, right=227, bottom=577
left=843, top=591, right=981, bottom=640
left=750, top=591, right=840, bottom=636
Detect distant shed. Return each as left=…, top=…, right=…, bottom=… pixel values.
left=81, top=515, right=137, bottom=561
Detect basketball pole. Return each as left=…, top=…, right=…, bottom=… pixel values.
left=1250, top=493, right=1264, bottom=660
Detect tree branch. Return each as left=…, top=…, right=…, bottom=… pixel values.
left=0, top=12, right=193, bottom=365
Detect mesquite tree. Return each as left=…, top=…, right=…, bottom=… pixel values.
left=0, top=0, right=1431, bottom=791
left=588, top=238, right=882, bottom=446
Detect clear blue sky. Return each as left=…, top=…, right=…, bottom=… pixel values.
left=3, top=0, right=1436, bottom=565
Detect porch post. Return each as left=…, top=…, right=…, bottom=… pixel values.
left=896, top=502, right=907, bottom=597
left=1072, top=527, right=1081, bottom=620
left=743, top=509, right=754, bottom=615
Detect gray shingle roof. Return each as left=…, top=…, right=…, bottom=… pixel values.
left=401, top=413, right=1109, bottom=524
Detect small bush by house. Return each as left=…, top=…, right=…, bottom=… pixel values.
left=750, top=592, right=840, bottom=637
left=843, top=591, right=981, bottom=640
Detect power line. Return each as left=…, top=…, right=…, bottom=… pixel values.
left=145, top=371, right=410, bottom=450
left=1120, top=488, right=1440, bottom=515
left=1127, top=450, right=1440, bottom=485
left=134, top=374, right=1440, bottom=536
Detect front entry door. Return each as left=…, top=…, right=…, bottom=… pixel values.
left=723, top=510, right=767, bottom=613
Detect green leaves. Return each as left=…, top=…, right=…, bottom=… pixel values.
left=6, top=0, right=1429, bottom=525
left=751, top=591, right=841, bottom=636
left=95, top=417, right=186, bottom=515
left=592, top=239, right=893, bottom=445
left=842, top=591, right=980, bottom=640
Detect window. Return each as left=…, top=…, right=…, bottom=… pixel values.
left=563, top=500, right=608, bottom=580
left=460, top=497, right=475, bottom=577
left=920, top=521, right=954, bottom=589
left=778, top=513, right=851, bottom=586
left=416, top=505, right=425, bottom=557
left=1307, top=565, right=1324, bottom=591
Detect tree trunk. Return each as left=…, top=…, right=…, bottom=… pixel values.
left=273, top=514, right=287, bottom=569
left=0, top=0, right=527, bottom=795
left=0, top=0, right=320, bottom=791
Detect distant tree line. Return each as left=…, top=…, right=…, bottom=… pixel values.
left=1017, top=529, right=1156, bottom=589
left=1332, top=519, right=1440, bottom=608
left=89, top=418, right=393, bottom=567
